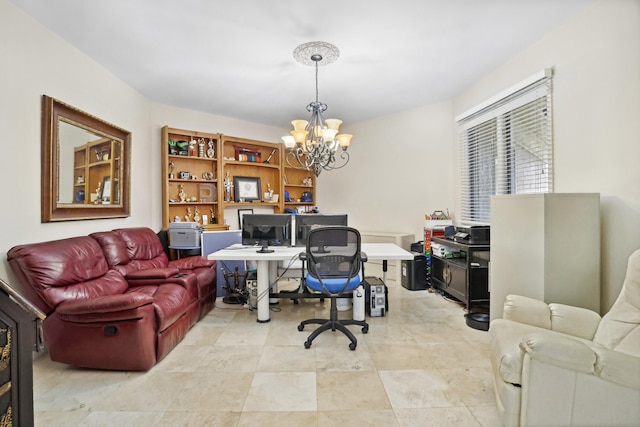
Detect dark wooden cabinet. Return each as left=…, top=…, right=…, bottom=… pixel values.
left=430, top=237, right=489, bottom=311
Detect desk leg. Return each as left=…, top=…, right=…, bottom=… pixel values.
left=256, top=259, right=270, bottom=323
left=382, top=259, right=388, bottom=283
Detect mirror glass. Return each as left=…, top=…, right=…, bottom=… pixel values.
left=42, top=95, right=131, bottom=222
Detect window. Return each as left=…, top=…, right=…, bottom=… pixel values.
left=457, top=70, right=553, bottom=223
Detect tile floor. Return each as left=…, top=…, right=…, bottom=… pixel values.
left=33, top=281, right=500, bottom=426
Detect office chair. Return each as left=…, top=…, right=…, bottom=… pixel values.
left=297, top=226, right=369, bottom=350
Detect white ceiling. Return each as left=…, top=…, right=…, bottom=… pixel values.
left=11, top=0, right=595, bottom=128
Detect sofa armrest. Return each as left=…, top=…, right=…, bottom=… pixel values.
left=56, top=294, right=153, bottom=315
left=126, top=267, right=180, bottom=280
left=503, top=294, right=552, bottom=329
left=169, top=256, right=215, bottom=270
left=520, top=331, right=640, bottom=390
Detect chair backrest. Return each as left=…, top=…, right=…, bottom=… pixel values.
left=593, top=248, right=640, bottom=356
left=305, top=226, right=362, bottom=294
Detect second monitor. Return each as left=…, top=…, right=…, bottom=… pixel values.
left=295, top=214, right=348, bottom=246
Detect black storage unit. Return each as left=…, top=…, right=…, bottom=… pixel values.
left=401, top=252, right=428, bottom=290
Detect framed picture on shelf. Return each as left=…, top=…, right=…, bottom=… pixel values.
left=238, top=208, right=254, bottom=229
left=233, top=176, right=261, bottom=202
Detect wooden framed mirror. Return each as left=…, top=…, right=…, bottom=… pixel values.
left=41, top=95, right=131, bottom=222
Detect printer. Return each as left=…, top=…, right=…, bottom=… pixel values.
left=169, top=222, right=203, bottom=247
left=453, top=225, right=490, bottom=245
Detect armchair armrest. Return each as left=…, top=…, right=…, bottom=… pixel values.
left=520, top=332, right=640, bottom=390
left=361, top=252, right=368, bottom=262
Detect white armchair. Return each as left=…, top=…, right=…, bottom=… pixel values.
left=489, top=249, right=640, bottom=427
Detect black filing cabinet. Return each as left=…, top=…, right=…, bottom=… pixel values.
left=401, top=252, right=428, bottom=290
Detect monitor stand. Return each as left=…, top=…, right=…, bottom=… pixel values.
left=256, top=240, right=274, bottom=253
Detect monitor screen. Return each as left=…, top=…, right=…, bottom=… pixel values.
left=295, top=214, right=348, bottom=247
left=241, top=214, right=292, bottom=247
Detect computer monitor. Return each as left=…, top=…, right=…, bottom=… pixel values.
left=295, top=214, right=348, bottom=247
left=242, top=214, right=292, bottom=252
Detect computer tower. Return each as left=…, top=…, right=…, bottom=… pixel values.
left=364, top=276, right=388, bottom=317
left=401, top=252, right=428, bottom=290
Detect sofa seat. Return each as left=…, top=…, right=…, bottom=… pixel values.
left=127, top=284, right=191, bottom=331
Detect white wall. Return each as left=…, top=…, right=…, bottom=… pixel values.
left=0, top=1, right=286, bottom=283
left=452, top=0, right=640, bottom=312
left=317, top=102, right=455, bottom=242
left=0, top=0, right=151, bottom=283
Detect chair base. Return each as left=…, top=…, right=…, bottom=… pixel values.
left=298, top=296, right=368, bottom=350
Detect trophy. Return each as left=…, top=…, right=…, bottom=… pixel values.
left=224, top=171, right=233, bottom=202
left=168, top=161, right=175, bottom=179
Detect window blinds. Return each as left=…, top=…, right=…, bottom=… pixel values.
left=457, top=70, right=553, bottom=224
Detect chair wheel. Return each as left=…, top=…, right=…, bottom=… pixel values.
left=298, top=324, right=304, bottom=331
left=349, top=342, right=357, bottom=351
left=293, top=299, right=299, bottom=304
left=304, top=341, right=311, bottom=349
left=362, top=326, right=369, bottom=333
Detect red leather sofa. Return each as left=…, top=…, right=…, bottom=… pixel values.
left=7, top=227, right=216, bottom=371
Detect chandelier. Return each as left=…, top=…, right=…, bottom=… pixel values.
left=281, top=41, right=352, bottom=177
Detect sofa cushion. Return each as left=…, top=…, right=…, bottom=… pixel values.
left=90, top=230, right=131, bottom=267
left=115, top=227, right=169, bottom=267
left=126, top=267, right=180, bottom=280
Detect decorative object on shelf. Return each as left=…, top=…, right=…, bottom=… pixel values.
left=74, top=189, right=85, bottom=203
left=189, top=138, right=197, bottom=157
left=178, top=184, right=186, bottom=202
left=233, top=176, right=261, bottom=202
left=193, top=206, right=201, bottom=223
left=168, top=138, right=178, bottom=155
left=179, top=171, right=190, bottom=179
left=302, top=177, right=313, bottom=187
left=283, top=173, right=288, bottom=184
left=234, top=146, right=261, bottom=162
left=76, top=176, right=85, bottom=184
left=198, top=138, right=205, bottom=158
left=207, top=139, right=215, bottom=158
left=210, top=207, right=215, bottom=224
left=223, top=171, right=233, bottom=202
left=201, top=171, right=214, bottom=180
left=94, top=181, right=102, bottom=204
left=281, top=41, right=353, bottom=177
left=199, top=183, right=217, bottom=202
left=168, top=161, right=175, bottom=179
left=185, top=206, right=192, bottom=222
left=263, top=148, right=277, bottom=164
left=177, top=140, right=188, bottom=156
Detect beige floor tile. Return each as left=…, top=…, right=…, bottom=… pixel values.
left=243, top=372, right=317, bottom=412
left=77, top=411, right=166, bottom=426
left=170, top=371, right=254, bottom=412
left=197, top=344, right=263, bottom=372
left=314, top=342, right=377, bottom=372
left=159, top=410, right=242, bottom=426
left=394, top=407, right=482, bottom=427
left=318, top=409, right=399, bottom=426
left=238, top=411, right=318, bottom=427
left=35, top=410, right=91, bottom=427
left=316, top=371, right=391, bottom=411
left=439, top=366, right=497, bottom=407
left=467, top=404, right=503, bottom=427
left=379, top=369, right=464, bottom=408
left=257, top=345, right=317, bottom=372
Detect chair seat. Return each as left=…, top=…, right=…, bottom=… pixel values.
left=305, top=273, right=362, bottom=294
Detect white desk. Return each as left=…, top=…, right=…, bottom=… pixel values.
left=207, top=243, right=413, bottom=322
